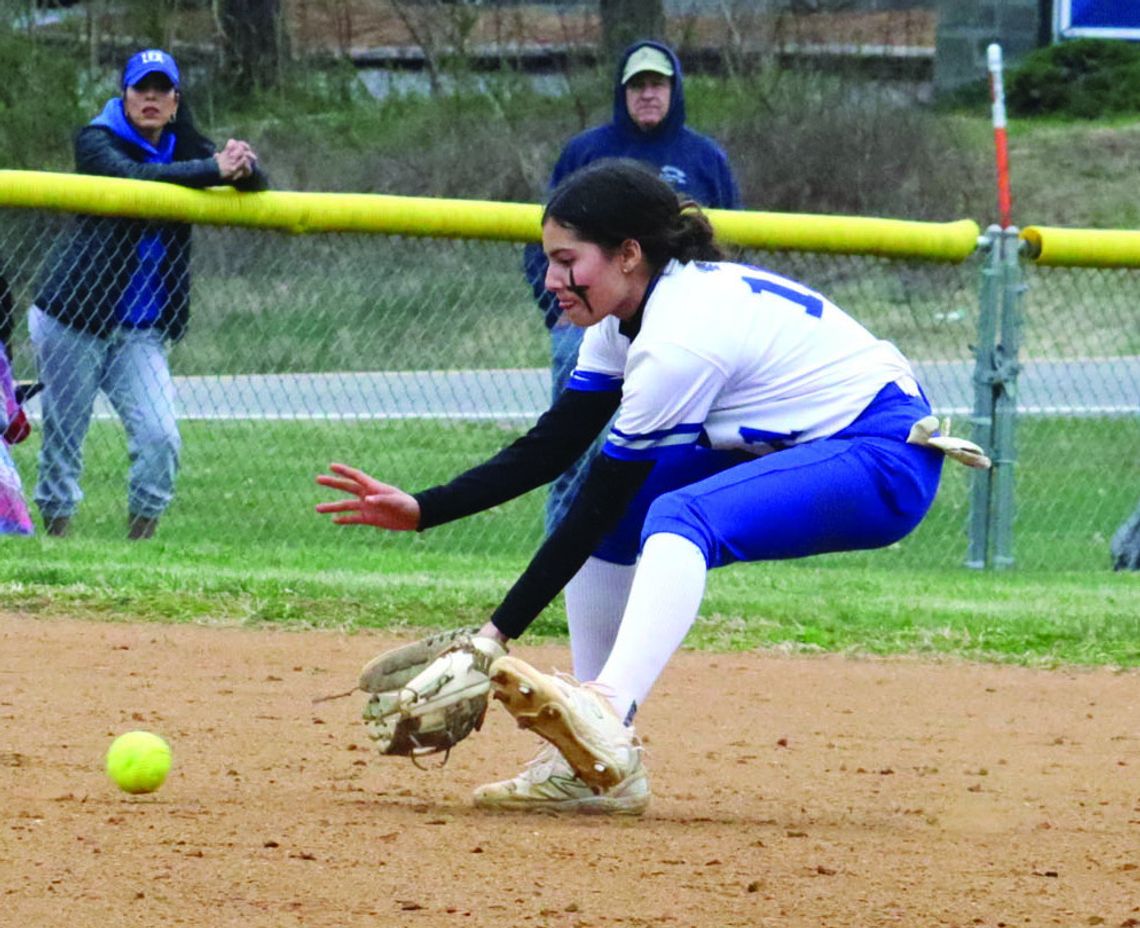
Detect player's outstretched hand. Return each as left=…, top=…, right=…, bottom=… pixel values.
left=315, top=462, right=421, bottom=531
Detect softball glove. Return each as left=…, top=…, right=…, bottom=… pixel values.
left=907, top=415, right=992, bottom=469
left=359, top=628, right=507, bottom=763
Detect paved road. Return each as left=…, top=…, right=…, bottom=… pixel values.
left=21, top=358, right=1139, bottom=422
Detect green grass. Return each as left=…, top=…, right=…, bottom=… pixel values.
left=179, top=236, right=548, bottom=375
left=178, top=245, right=992, bottom=376
left=2, top=416, right=1136, bottom=667
left=1005, top=118, right=1140, bottom=228
left=2, top=553, right=1134, bottom=667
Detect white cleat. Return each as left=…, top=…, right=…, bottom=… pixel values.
left=488, top=655, right=643, bottom=793
left=473, top=742, right=649, bottom=815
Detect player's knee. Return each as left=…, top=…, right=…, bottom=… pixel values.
left=641, top=492, right=717, bottom=564
left=592, top=527, right=641, bottom=566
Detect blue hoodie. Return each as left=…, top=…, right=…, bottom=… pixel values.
left=525, top=41, right=742, bottom=327
left=90, top=98, right=177, bottom=328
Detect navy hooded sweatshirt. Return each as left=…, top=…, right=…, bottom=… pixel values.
left=524, top=40, right=742, bottom=328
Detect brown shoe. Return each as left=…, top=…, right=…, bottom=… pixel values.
left=127, top=514, right=158, bottom=541
left=44, top=515, right=71, bottom=537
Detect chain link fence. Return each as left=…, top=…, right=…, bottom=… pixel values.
left=1013, top=260, right=1140, bottom=568
left=0, top=201, right=1135, bottom=569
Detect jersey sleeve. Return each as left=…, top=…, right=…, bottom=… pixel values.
left=414, top=387, right=621, bottom=529
left=566, top=320, right=627, bottom=394
left=489, top=453, right=655, bottom=639
left=76, top=127, right=223, bottom=188
left=604, top=341, right=729, bottom=460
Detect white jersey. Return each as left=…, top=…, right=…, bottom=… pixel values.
left=568, top=260, right=919, bottom=461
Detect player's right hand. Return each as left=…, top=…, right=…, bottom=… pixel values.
left=315, top=462, right=421, bottom=531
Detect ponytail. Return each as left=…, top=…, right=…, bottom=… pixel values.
left=666, top=201, right=723, bottom=264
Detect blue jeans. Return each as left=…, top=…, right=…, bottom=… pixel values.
left=546, top=323, right=608, bottom=535
left=29, top=306, right=180, bottom=521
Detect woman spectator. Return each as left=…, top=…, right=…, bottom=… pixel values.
left=29, top=49, right=268, bottom=539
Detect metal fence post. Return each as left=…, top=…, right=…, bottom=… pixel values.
left=966, top=227, right=1000, bottom=568
left=990, top=226, right=1026, bottom=569
left=966, top=225, right=1025, bottom=569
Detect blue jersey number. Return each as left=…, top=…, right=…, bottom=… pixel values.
left=743, top=276, right=823, bottom=318
left=737, top=274, right=819, bottom=449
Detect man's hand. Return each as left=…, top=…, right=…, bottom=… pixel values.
left=315, top=462, right=421, bottom=530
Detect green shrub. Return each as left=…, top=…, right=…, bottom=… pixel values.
left=1007, top=38, right=1140, bottom=118
left=0, top=29, right=84, bottom=170
left=697, top=69, right=987, bottom=220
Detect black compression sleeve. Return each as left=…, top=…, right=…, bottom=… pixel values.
left=489, top=453, right=655, bottom=639
left=413, top=387, right=621, bottom=530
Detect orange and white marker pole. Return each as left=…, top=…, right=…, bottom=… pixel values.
left=987, top=43, right=1013, bottom=229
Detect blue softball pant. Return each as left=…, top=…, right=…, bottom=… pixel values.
left=593, top=382, right=944, bottom=569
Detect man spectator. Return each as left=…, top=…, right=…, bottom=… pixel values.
left=523, top=39, right=742, bottom=535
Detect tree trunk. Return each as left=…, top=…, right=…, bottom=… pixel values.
left=599, top=0, right=665, bottom=62
left=219, top=0, right=285, bottom=93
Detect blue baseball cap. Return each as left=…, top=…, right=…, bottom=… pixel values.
left=122, top=49, right=180, bottom=90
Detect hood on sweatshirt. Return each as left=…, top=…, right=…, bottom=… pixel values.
left=611, top=40, right=686, bottom=142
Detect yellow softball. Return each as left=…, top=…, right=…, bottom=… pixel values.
left=105, top=730, right=172, bottom=794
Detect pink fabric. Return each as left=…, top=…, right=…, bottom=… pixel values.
left=0, top=343, right=33, bottom=535
left=0, top=344, right=18, bottom=426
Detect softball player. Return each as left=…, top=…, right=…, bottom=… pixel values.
left=317, top=159, right=981, bottom=815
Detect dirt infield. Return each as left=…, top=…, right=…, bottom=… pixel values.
left=1, top=612, right=1136, bottom=927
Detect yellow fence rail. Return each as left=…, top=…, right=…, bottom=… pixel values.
left=0, top=170, right=980, bottom=261
left=1021, top=225, right=1140, bottom=268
